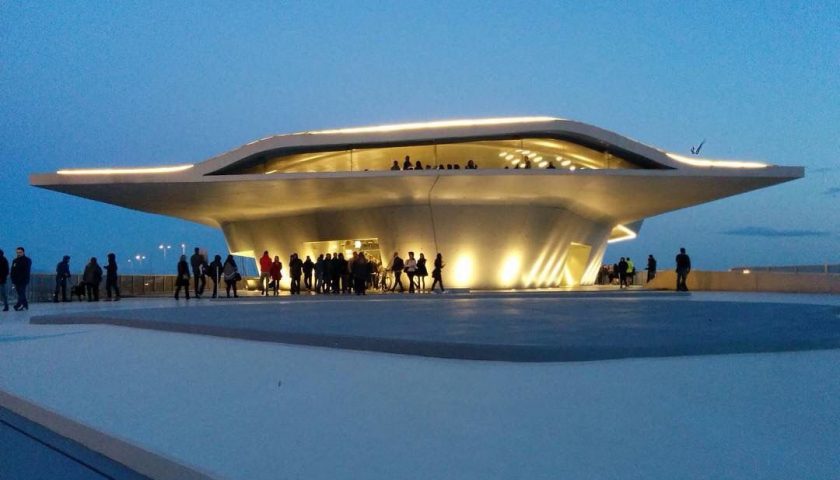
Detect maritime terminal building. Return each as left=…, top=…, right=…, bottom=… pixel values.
left=31, top=117, right=802, bottom=289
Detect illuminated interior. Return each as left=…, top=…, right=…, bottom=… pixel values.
left=218, top=138, right=645, bottom=175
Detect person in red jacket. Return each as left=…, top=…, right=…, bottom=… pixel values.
left=270, top=256, right=283, bottom=296
left=259, top=251, right=272, bottom=296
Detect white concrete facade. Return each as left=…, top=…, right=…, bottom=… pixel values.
left=31, top=117, right=803, bottom=289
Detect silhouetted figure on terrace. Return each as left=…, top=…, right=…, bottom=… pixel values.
left=190, top=247, right=205, bottom=298
left=222, top=255, right=239, bottom=298
left=315, top=254, right=325, bottom=293
left=390, top=252, right=405, bottom=292
left=290, top=253, right=303, bottom=294
left=54, top=255, right=71, bottom=302
left=431, top=253, right=445, bottom=293
left=618, top=257, right=628, bottom=289
left=104, top=252, right=120, bottom=301
left=0, top=249, right=9, bottom=311
left=546, top=161, right=556, bottom=169
left=466, top=159, right=477, bottom=169
left=82, top=257, right=102, bottom=302
left=338, top=253, right=350, bottom=293
left=626, top=257, right=635, bottom=286
left=437, top=165, right=444, bottom=170
left=207, top=255, right=223, bottom=298
left=323, top=253, right=334, bottom=293
left=446, top=164, right=453, bottom=170
left=303, top=255, right=314, bottom=290
left=676, top=248, right=691, bottom=291
left=403, top=156, right=413, bottom=170
left=354, top=252, right=369, bottom=295
left=10, top=248, right=31, bottom=311
left=647, top=255, right=657, bottom=283
left=258, top=250, right=272, bottom=296
left=405, top=251, right=418, bottom=293
left=175, top=255, right=190, bottom=300
left=390, top=160, right=400, bottom=171
left=416, top=253, right=428, bottom=291
left=415, top=160, right=423, bottom=170
left=271, top=256, right=283, bottom=295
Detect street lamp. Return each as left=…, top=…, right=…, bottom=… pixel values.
left=181, top=243, right=186, bottom=255
left=159, top=244, right=171, bottom=260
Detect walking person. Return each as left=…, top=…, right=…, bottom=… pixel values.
left=222, top=255, right=239, bottom=298
left=290, top=253, right=303, bottom=294
left=314, top=254, right=325, bottom=293
left=430, top=253, right=445, bottom=293
left=54, top=255, right=71, bottom=302
left=270, top=256, right=283, bottom=296
left=646, top=255, right=657, bottom=283
left=258, top=251, right=272, bottom=296
left=190, top=248, right=205, bottom=298
left=83, top=257, right=103, bottom=302
left=0, top=249, right=9, bottom=311
left=10, top=247, right=31, bottom=311
left=405, top=252, right=418, bottom=293
left=303, top=255, right=314, bottom=291
left=675, top=247, right=691, bottom=292
left=104, top=253, right=121, bottom=301
left=207, top=255, right=223, bottom=298
left=626, top=257, right=635, bottom=286
left=174, top=254, right=191, bottom=300
left=390, top=252, right=405, bottom=292
left=416, top=253, right=428, bottom=292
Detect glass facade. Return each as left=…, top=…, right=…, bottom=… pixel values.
left=221, top=138, right=643, bottom=175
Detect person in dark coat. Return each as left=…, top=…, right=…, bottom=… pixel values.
left=270, top=256, right=283, bottom=296
left=207, top=254, right=223, bottom=298
left=675, top=248, right=691, bottom=291
left=222, top=255, right=238, bottom=298
left=416, top=253, right=428, bottom=292
left=430, top=253, right=445, bottom=293
left=0, top=249, right=10, bottom=311
left=190, top=248, right=205, bottom=298
left=314, top=254, right=325, bottom=293
left=10, top=247, right=31, bottom=311
left=323, top=253, right=334, bottom=293
left=175, top=254, right=191, bottom=300
left=390, top=252, right=405, bottom=293
left=289, top=253, right=303, bottom=294
left=353, top=252, right=369, bottom=295
left=646, top=255, right=657, bottom=283
left=54, top=255, right=71, bottom=302
left=618, top=257, right=628, bottom=289
left=330, top=253, right=342, bottom=293
left=302, top=255, right=314, bottom=291
left=82, top=257, right=103, bottom=302
left=104, top=253, right=120, bottom=301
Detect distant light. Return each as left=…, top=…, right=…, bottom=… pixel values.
left=57, top=165, right=194, bottom=175
left=512, top=159, right=521, bottom=166
left=569, top=165, right=577, bottom=171
left=538, top=161, right=548, bottom=168
left=498, top=152, right=508, bottom=157
left=560, top=159, right=571, bottom=166
left=742, top=269, right=751, bottom=274
left=534, top=156, right=543, bottom=161
left=666, top=152, right=768, bottom=169
left=265, top=169, right=278, bottom=174
left=354, top=240, right=362, bottom=249
left=303, top=117, right=558, bottom=135
left=505, top=154, right=515, bottom=160
left=521, top=150, right=531, bottom=155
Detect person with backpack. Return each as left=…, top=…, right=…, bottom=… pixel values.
left=54, top=255, right=71, bottom=302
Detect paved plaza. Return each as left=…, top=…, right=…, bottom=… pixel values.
left=1, top=292, right=839, bottom=479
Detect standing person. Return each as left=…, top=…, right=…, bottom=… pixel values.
left=10, top=247, right=31, bottom=311
left=626, top=257, right=635, bottom=286
left=646, top=255, right=657, bottom=283
left=338, top=253, right=350, bottom=294
left=390, top=252, right=405, bottom=292
left=174, top=254, right=191, bottom=300
left=405, top=252, right=418, bottom=293
left=258, top=251, right=272, bottom=296
left=675, top=247, right=691, bottom=292
left=330, top=253, right=342, bottom=293
left=354, top=252, right=369, bottom=295
left=303, top=255, right=314, bottom=291
left=416, top=253, right=428, bottom=292
left=222, top=255, right=239, bottom=298
left=430, top=253, right=445, bottom=293
left=323, top=253, right=334, bottom=293
left=82, top=257, right=103, bottom=302
left=314, top=254, right=325, bottom=293
left=618, top=257, right=628, bottom=289
left=0, top=249, right=9, bottom=311
left=190, top=248, right=205, bottom=298
left=290, top=253, right=303, bottom=295
left=104, top=253, right=121, bottom=301
left=207, top=255, right=223, bottom=298
left=54, top=255, right=71, bottom=302
left=270, top=256, right=283, bottom=296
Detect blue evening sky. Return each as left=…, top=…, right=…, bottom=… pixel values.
left=1, top=1, right=837, bottom=274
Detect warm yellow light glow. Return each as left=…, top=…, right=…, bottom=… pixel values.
left=521, top=150, right=532, bottom=155
left=569, top=166, right=576, bottom=171
left=57, top=165, right=194, bottom=175
left=742, top=269, right=751, bottom=274
left=560, top=159, right=571, bottom=167
left=498, top=253, right=522, bottom=287
left=506, top=154, right=515, bottom=161
left=452, top=253, right=475, bottom=288
left=607, top=224, right=637, bottom=244
left=303, top=117, right=558, bottom=135
left=265, top=169, right=278, bottom=174
left=538, top=161, right=548, bottom=168
left=512, top=159, right=521, bottom=166
left=498, top=152, right=507, bottom=157
left=354, top=240, right=362, bottom=249
left=666, top=153, right=768, bottom=169
left=534, top=156, right=543, bottom=162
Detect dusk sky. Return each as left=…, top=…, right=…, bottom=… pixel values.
left=1, top=1, right=837, bottom=274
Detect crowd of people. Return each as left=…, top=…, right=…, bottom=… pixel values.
left=597, top=248, right=691, bottom=291
left=387, top=155, right=562, bottom=171
left=0, top=244, right=692, bottom=310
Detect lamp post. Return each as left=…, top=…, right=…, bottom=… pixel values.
left=181, top=243, right=186, bottom=255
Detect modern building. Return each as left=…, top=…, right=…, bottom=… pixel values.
left=31, top=117, right=802, bottom=289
